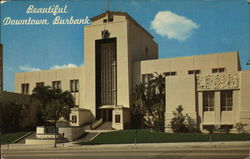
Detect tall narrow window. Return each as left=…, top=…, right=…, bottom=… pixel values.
left=52, top=81, right=61, bottom=90
left=70, top=80, right=79, bottom=92
left=71, top=115, right=77, bottom=123
left=115, top=115, right=121, bottom=123
left=36, top=82, right=44, bottom=87
left=203, top=91, right=214, bottom=111
left=21, top=83, right=29, bottom=94
left=221, top=90, right=233, bottom=111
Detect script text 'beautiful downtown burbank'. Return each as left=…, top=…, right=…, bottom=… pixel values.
left=2, top=5, right=90, bottom=25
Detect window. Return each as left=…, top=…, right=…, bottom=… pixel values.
left=163, top=71, right=176, bottom=76
left=71, top=115, right=77, bottom=123
left=203, top=125, right=215, bottom=130
left=103, top=19, right=107, bottom=23
left=145, top=47, right=148, bottom=57
left=221, top=125, right=233, bottom=130
left=21, top=83, right=29, bottom=94
left=221, top=90, right=233, bottom=111
left=36, top=82, right=44, bottom=87
left=188, top=70, right=200, bottom=75
left=219, top=68, right=225, bottom=73
left=212, top=68, right=225, bottom=73
left=52, top=81, right=61, bottom=90
left=203, top=91, right=214, bottom=111
left=142, top=73, right=154, bottom=84
left=115, top=114, right=120, bottom=123
left=70, top=80, right=79, bottom=92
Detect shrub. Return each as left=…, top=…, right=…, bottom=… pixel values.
left=235, top=122, right=245, bottom=134
left=170, top=105, right=188, bottom=133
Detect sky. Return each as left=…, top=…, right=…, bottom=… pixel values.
left=0, top=0, right=250, bottom=91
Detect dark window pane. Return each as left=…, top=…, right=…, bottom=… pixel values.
left=212, top=68, right=218, bottom=73
left=219, top=68, right=225, bottom=72
left=115, top=115, right=120, bottom=123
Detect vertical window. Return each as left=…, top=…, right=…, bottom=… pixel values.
left=203, top=91, right=214, bottom=111
left=221, top=90, right=233, bottom=111
left=115, top=114, right=121, bottom=123
left=52, top=81, right=61, bottom=90
left=70, top=80, right=79, bottom=92
left=21, top=83, right=29, bottom=94
left=71, top=115, right=77, bottom=123
left=145, top=47, right=149, bottom=57
left=36, top=82, right=44, bottom=87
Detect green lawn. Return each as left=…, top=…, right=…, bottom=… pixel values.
left=1, top=131, right=29, bottom=145
left=79, top=129, right=250, bottom=145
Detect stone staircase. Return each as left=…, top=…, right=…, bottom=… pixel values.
left=75, top=121, right=116, bottom=143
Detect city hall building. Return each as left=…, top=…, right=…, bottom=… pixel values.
left=14, top=11, right=250, bottom=132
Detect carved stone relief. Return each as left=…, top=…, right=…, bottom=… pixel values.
left=196, top=72, right=240, bottom=91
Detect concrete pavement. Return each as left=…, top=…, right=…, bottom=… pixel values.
left=1, top=141, right=250, bottom=150
left=1, top=146, right=250, bottom=159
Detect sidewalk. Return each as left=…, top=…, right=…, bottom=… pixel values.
left=1, top=141, right=250, bottom=151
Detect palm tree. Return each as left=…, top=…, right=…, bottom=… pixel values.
left=31, top=86, right=74, bottom=125
left=30, top=86, right=52, bottom=125
left=132, top=73, right=166, bottom=131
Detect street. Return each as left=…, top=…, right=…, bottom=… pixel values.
left=2, top=147, right=250, bottom=159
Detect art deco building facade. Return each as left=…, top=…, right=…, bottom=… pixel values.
left=14, top=11, right=250, bottom=132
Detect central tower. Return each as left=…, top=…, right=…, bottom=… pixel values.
left=83, top=11, right=158, bottom=129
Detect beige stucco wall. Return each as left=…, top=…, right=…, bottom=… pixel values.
left=134, top=52, right=240, bottom=78
left=239, top=70, right=250, bottom=132
left=15, top=66, right=84, bottom=108
left=70, top=108, right=94, bottom=126
left=165, top=75, right=197, bottom=132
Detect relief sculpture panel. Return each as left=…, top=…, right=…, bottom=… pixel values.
left=197, top=72, right=240, bottom=91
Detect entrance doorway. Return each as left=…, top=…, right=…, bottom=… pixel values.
left=101, top=109, right=112, bottom=122
left=95, top=38, right=117, bottom=119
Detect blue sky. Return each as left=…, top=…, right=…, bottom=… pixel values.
left=1, top=0, right=250, bottom=91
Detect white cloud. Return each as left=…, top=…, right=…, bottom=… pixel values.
left=19, top=65, right=40, bottom=72
left=150, top=11, right=199, bottom=41
left=0, top=1, right=7, bottom=4
left=50, top=63, right=78, bottom=70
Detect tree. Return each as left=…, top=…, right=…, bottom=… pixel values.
left=30, top=86, right=53, bottom=125
left=131, top=73, right=166, bottom=131
left=42, top=89, right=74, bottom=126
left=169, top=105, right=188, bottom=133
left=0, top=101, right=28, bottom=132
left=31, top=86, right=74, bottom=126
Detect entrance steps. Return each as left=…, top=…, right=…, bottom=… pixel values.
left=76, top=122, right=117, bottom=143
left=85, top=122, right=116, bottom=133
